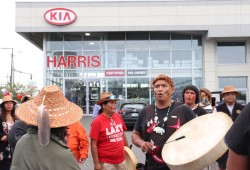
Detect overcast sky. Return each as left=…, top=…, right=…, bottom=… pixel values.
left=0, top=0, right=43, bottom=89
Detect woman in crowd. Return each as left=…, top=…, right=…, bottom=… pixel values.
left=0, top=95, right=17, bottom=170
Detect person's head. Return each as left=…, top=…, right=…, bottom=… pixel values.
left=0, top=95, right=16, bottom=121
left=20, top=94, right=32, bottom=103
left=200, top=88, right=212, bottom=104
left=96, top=92, right=119, bottom=115
left=15, top=85, right=83, bottom=145
left=220, top=85, right=239, bottom=105
left=150, top=74, right=174, bottom=103
left=182, top=85, right=200, bottom=106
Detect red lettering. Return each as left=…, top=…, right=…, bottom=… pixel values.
left=91, top=55, right=101, bottom=67
left=67, top=55, right=77, bottom=68
left=57, top=56, right=67, bottom=67
left=87, top=56, right=91, bottom=67
left=47, top=55, right=101, bottom=68
left=50, top=12, right=57, bottom=20
left=47, top=56, right=57, bottom=67
left=63, top=12, right=71, bottom=21
left=78, top=56, right=87, bottom=67
left=59, top=12, right=62, bottom=20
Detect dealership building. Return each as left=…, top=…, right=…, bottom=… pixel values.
left=16, top=0, right=250, bottom=115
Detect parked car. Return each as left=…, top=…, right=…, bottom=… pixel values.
left=118, top=102, right=147, bottom=128
left=172, top=91, right=183, bottom=103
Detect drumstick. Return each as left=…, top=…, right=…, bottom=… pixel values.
left=165, top=136, right=185, bottom=144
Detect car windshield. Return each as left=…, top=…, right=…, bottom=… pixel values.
left=121, top=104, right=145, bottom=110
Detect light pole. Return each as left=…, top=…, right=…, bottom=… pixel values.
left=1, top=48, right=14, bottom=90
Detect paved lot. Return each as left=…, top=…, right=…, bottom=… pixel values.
left=79, top=116, right=218, bottom=170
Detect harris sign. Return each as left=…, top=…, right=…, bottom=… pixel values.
left=44, top=8, right=77, bottom=26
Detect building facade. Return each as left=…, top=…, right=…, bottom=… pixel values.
left=16, top=0, right=250, bottom=115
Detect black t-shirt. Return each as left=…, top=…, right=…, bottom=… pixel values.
left=134, top=101, right=196, bottom=170
left=225, top=102, right=250, bottom=156
left=193, top=105, right=208, bottom=116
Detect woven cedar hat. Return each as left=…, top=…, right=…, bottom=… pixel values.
left=220, top=85, right=239, bottom=98
left=96, top=92, right=119, bottom=105
left=15, top=85, right=83, bottom=128
left=1, top=95, right=16, bottom=107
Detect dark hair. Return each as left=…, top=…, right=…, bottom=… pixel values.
left=28, top=126, right=68, bottom=143
left=98, top=101, right=108, bottom=115
left=0, top=102, right=17, bottom=122
left=21, top=96, right=31, bottom=104
left=182, top=85, right=200, bottom=104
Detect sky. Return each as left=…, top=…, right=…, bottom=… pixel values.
left=0, top=0, right=43, bottom=89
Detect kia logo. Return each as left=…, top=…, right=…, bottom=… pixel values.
left=44, top=8, right=77, bottom=26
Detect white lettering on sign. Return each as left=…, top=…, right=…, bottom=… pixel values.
left=105, top=70, right=125, bottom=76
left=127, top=70, right=147, bottom=76
left=44, top=8, right=77, bottom=26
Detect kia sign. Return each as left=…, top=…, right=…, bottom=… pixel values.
left=44, top=8, right=77, bottom=26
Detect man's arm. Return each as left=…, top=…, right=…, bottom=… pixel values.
left=132, top=129, right=153, bottom=153
left=227, top=148, right=249, bottom=170
left=91, top=139, right=101, bottom=170
left=123, top=133, right=129, bottom=147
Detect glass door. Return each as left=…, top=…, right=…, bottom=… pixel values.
left=65, top=79, right=87, bottom=114
left=88, top=79, right=102, bottom=114
left=65, top=78, right=102, bottom=115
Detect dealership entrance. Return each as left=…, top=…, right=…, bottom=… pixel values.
left=65, top=78, right=102, bottom=115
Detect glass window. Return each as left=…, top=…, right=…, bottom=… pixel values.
left=64, top=51, right=83, bottom=69
left=105, top=78, right=125, bottom=100
left=46, top=78, right=63, bottom=89
left=217, top=42, right=246, bottom=64
left=83, top=32, right=102, bottom=50
left=173, top=77, right=192, bottom=91
left=46, top=70, right=63, bottom=78
left=171, top=33, right=192, bottom=49
left=126, top=51, right=148, bottom=68
left=150, top=32, right=170, bottom=50
left=219, top=77, right=248, bottom=104
left=46, top=51, right=63, bottom=69
left=82, top=51, right=103, bottom=69
left=126, top=78, right=149, bottom=103
left=194, top=50, right=202, bottom=67
left=150, top=50, right=170, bottom=68
left=105, top=51, right=125, bottom=68
left=219, top=77, right=247, bottom=89
left=64, top=79, right=87, bottom=113
left=46, top=33, right=63, bottom=50
left=126, top=32, right=149, bottom=40
left=172, top=50, right=192, bottom=67
left=64, top=33, right=82, bottom=50
left=192, top=35, right=202, bottom=50
left=103, top=32, right=125, bottom=50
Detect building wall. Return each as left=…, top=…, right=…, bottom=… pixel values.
left=16, top=1, right=250, bottom=37
left=15, top=1, right=250, bottom=103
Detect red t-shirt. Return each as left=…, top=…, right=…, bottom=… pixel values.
left=89, top=113, right=127, bottom=164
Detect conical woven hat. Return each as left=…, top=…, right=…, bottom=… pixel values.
left=15, top=85, right=83, bottom=128
left=1, top=95, right=16, bottom=107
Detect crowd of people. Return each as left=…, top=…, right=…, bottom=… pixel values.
left=0, top=74, right=249, bottom=170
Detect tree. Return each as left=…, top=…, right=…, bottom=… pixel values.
left=0, top=82, right=39, bottom=101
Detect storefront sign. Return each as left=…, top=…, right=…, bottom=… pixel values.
left=47, top=55, right=100, bottom=68
left=127, top=70, right=147, bottom=76
left=44, top=8, right=77, bottom=26
left=105, top=70, right=125, bottom=76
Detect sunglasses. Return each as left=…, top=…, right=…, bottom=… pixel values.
left=106, top=95, right=116, bottom=100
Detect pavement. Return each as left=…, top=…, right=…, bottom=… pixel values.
left=79, top=116, right=218, bottom=170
